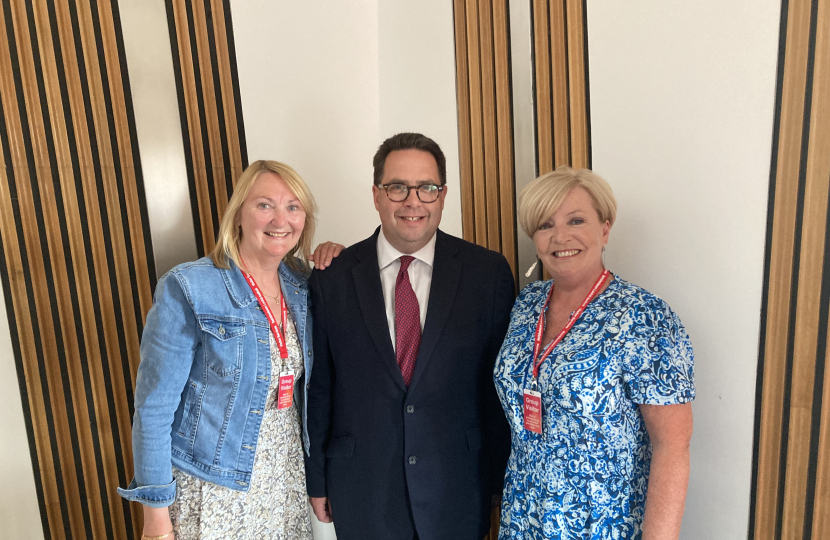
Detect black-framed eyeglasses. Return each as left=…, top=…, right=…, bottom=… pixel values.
left=379, top=183, right=445, bottom=203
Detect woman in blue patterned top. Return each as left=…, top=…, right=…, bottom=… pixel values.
left=494, top=166, right=695, bottom=539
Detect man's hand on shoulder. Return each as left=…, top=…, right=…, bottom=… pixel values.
left=308, top=242, right=345, bottom=270
left=309, top=496, right=333, bottom=523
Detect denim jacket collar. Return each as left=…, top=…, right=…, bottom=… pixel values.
left=220, top=258, right=310, bottom=308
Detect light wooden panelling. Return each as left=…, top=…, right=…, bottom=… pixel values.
left=454, top=0, right=518, bottom=283
left=532, top=0, right=590, bottom=174
left=165, top=0, right=247, bottom=256
left=751, top=1, right=830, bottom=539
left=0, top=0, right=156, bottom=538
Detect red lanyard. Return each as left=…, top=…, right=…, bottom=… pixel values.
left=241, top=269, right=289, bottom=359
left=531, top=269, right=610, bottom=380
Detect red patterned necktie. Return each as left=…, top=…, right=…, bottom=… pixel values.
left=395, top=256, right=421, bottom=386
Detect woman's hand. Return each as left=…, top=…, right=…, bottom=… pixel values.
left=308, top=242, right=345, bottom=270
left=639, top=402, right=693, bottom=540
left=309, top=496, right=333, bottom=523
left=142, top=505, right=174, bottom=540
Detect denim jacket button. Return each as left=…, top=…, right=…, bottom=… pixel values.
left=219, top=325, right=225, bottom=335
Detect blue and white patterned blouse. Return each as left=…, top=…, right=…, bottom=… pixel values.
left=494, top=274, right=695, bottom=540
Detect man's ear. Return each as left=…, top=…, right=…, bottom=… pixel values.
left=372, top=184, right=381, bottom=211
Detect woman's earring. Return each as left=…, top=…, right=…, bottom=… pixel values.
left=525, top=259, right=539, bottom=278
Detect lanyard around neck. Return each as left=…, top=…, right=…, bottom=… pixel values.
left=531, top=269, right=610, bottom=380
left=240, top=268, right=289, bottom=359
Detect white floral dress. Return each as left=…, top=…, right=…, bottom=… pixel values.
left=170, top=317, right=312, bottom=540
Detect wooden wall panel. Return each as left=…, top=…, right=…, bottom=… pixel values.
left=532, top=0, right=590, bottom=173
left=751, top=1, right=830, bottom=539
left=454, top=0, right=518, bottom=283
left=165, top=0, right=247, bottom=256
left=0, top=0, right=156, bottom=538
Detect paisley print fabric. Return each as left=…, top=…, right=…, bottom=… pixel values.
left=494, top=275, right=694, bottom=540
left=170, top=316, right=312, bottom=540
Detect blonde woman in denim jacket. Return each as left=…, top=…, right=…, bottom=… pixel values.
left=118, top=161, right=323, bottom=540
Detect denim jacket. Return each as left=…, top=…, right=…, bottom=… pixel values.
left=117, top=257, right=313, bottom=507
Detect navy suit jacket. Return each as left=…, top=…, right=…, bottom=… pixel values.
left=306, top=229, right=515, bottom=540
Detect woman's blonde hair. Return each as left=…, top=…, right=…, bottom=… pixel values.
left=518, top=165, right=617, bottom=237
left=210, top=160, right=317, bottom=274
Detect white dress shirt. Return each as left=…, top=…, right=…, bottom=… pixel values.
left=377, top=230, right=436, bottom=352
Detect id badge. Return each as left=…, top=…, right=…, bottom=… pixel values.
left=277, top=370, right=295, bottom=409
left=523, top=389, right=542, bottom=434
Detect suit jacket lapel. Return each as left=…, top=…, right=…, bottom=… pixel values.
left=352, top=232, right=407, bottom=392
left=407, top=230, right=460, bottom=396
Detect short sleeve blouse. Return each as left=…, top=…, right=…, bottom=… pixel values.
left=493, top=274, right=694, bottom=540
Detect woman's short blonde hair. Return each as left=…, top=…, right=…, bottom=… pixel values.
left=518, top=165, right=617, bottom=237
left=210, top=160, right=317, bottom=274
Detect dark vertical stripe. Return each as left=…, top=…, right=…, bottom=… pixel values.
left=529, top=2, right=540, bottom=177
left=44, top=1, right=113, bottom=538
left=110, top=0, right=157, bottom=291
left=545, top=2, right=554, bottom=166
left=749, top=0, right=790, bottom=536
left=3, top=0, right=70, bottom=530
left=0, top=60, right=51, bottom=540
left=203, top=0, right=233, bottom=219
left=223, top=0, right=247, bottom=169
left=165, top=0, right=204, bottom=255
left=803, top=172, right=830, bottom=539
left=581, top=0, right=591, bottom=169
left=560, top=0, right=572, bottom=164
left=776, top=1, right=819, bottom=537
left=184, top=0, right=220, bottom=248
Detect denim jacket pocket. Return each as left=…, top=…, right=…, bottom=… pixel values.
left=177, top=380, right=201, bottom=439
left=198, top=318, right=246, bottom=376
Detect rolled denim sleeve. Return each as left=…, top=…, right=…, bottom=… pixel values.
left=117, top=270, right=198, bottom=506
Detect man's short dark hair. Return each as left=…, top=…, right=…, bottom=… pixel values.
left=373, top=132, right=447, bottom=186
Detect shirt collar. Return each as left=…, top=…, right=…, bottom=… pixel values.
left=377, top=229, right=437, bottom=270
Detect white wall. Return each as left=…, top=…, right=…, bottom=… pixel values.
left=587, top=1, right=781, bottom=538
left=0, top=288, right=43, bottom=538
left=231, top=0, right=462, bottom=253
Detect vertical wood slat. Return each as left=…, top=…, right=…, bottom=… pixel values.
left=454, top=0, right=475, bottom=240
left=492, top=0, right=516, bottom=278
left=532, top=0, right=590, bottom=174
left=808, top=5, right=830, bottom=539
left=565, top=0, right=589, bottom=169
left=464, top=0, right=488, bottom=245
left=548, top=0, right=569, bottom=169
left=453, top=0, right=518, bottom=285
left=0, top=0, right=155, bottom=537
left=478, top=0, right=501, bottom=252
left=166, top=0, right=248, bottom=256
left=532, top=0, right=553, bottom=174
left=209, top=0, right=245, bottom=186
left=751, top=0, right=830, bottom=539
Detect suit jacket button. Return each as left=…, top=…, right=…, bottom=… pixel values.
left=408, top=456, right=417, bottom=465
left=406, top=405, right=415, bottom=414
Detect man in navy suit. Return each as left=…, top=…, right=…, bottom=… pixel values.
left=307, top=133, right=514, bottom=540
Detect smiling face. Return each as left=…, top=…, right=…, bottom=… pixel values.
left=533, top=186, right=610, bottom=285
left=237, top=171, right=306, bottom=267
left=373, top=149, right=446, bottom=254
